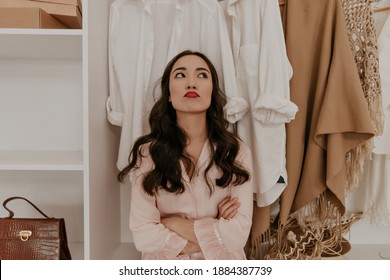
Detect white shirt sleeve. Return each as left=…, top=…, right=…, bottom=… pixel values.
left=251, top=0, right=298, bottom=124
left=107, top=1, right=124, bottom=126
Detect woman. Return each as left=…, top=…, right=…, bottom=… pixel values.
left=118, top=50, right=253, bottom=259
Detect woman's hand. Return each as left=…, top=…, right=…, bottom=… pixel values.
left=217, top=196, right=240, bottom=220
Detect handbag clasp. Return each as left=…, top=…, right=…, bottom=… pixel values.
left=19, top=230, right=32, bottom=241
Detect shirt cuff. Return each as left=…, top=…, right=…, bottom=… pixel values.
left=194, top=218, right=231, bottom=260
left=252, top=94, right=298, bottom=124
left=106, top=96, right=123, bottom=126
left=142, top=233, right=187, bottom=260
left=224, top=96, right=249, bottom=123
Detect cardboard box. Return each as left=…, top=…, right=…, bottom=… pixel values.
left=0, top=7, right=68, bottom=28
left=0, top=0, right=82, bottom=28
left=26, top=0, right=82, bottom=14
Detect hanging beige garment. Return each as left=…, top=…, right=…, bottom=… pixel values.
left=357, top=5, right=390, bottom=226
left=279, top=0, right=374, bottom=221
left=266, top=0, right=375, bottom=259
left=340, top=0, right=384, bottom=191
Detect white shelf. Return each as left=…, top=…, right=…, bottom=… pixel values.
left=0, top=29, right=82, bottom=60
left=68, top=241, right=84, bottom=260
left=112, top=243, right=141, bottom=260
left=0, top=150, right=83, bottom=171
left=0, top=28, right=83, bottom=35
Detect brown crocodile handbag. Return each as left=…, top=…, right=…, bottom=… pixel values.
left=0, top=196, right=72, bottom=260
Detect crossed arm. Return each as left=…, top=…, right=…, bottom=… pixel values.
left=161, top=196, right=240, bottom=254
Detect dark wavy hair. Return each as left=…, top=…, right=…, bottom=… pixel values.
left=118, top=50, right=249, bottom=195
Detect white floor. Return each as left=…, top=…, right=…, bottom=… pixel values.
left=322, top=244, right=390, bottom=260
left=340, top=244, right=390, bottom=260
left=111, top=243, right=390, bottom=260
left=108, top=215, right=390, bottom=260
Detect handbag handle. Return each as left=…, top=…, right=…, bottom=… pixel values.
left=2, top=196, right=51, bottom=219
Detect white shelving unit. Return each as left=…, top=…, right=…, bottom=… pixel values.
left=0, top=25, right=85, bottom=260
left=0, top=29, right=85, bottom=258
left=0, top=0, right=128, bottom=260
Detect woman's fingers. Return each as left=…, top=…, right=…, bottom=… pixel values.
left=217, top=197, right=240, bottom=219
left=218, top=196, right=232, bottom=208
left=222, top=201, right=240, bottom=219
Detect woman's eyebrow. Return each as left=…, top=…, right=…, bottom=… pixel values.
left=196, top=67, right=210, bottom=73
left=172, top=66, right=210, bottom=73
left=172, top=67, right=186, bottom=73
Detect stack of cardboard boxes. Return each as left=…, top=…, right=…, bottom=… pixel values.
left=0, top=0, right=82, bottom=29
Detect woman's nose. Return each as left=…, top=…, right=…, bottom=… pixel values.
left=186, top=76, right=197, bottom=89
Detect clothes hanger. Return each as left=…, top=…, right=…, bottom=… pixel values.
left=371, top=0, right=390, bottom=12
left=278, top=0, right=388, bottom=10
left=373, top=6, right=390, bottom=12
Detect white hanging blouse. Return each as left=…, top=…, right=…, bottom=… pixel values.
left=220, top=0, right=298, bottom=207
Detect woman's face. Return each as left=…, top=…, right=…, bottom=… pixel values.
left=169, top=54, right=213, bottom=116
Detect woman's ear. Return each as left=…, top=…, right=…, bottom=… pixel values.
left=169, top=95, right=172, bottom=102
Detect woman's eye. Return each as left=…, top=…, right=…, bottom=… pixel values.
left=175, top=73, right=185, bottom=78
left=198, top=72, right=208, bottom=78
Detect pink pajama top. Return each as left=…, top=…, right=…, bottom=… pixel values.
left=129, top=140, right=253, bottom=260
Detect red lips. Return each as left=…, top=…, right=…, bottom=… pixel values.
left=184, top=91, right=200, bottom=98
